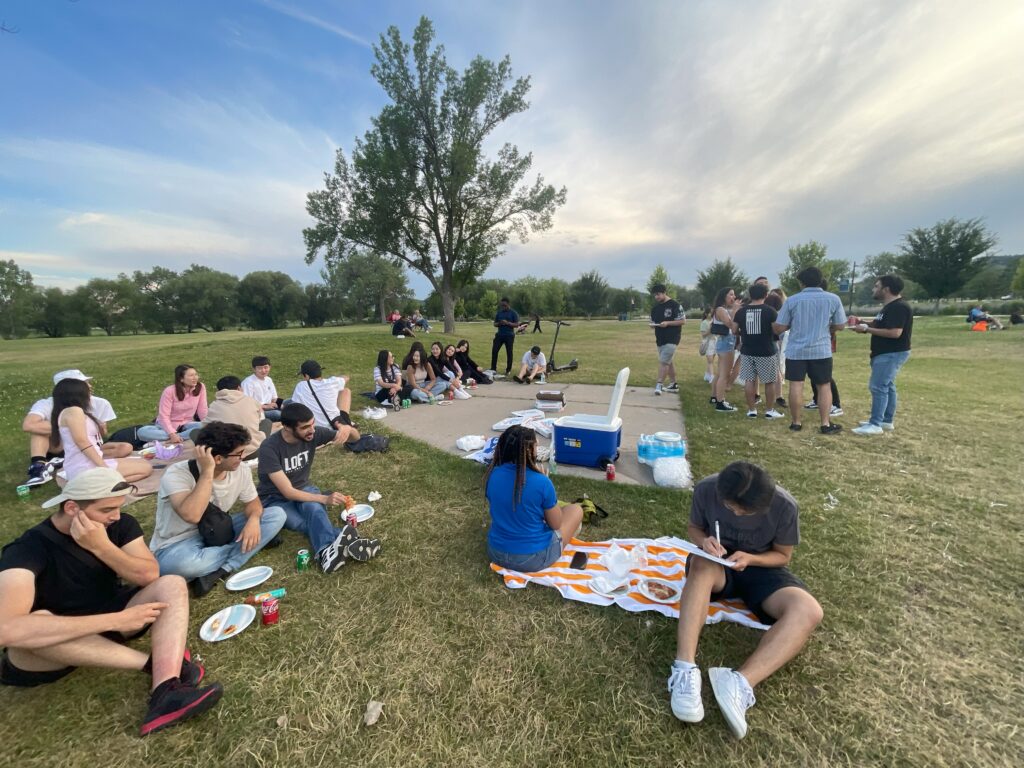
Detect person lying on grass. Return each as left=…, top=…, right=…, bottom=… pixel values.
left=668, top=460, right=823, bottom=740
left=0, top=467, right=223, bottom=736
left=256, top=403, right=381, bottom=573
left=485, top=426, right=583, bottom=572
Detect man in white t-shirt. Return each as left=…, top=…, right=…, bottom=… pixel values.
left=513, top=346, right=547, bottom=384
left=241, top=356, right=283, bottom=422
left=21, top=369, right=123, bottom=488
left=289, top=360, right=360, bottom=444
left=150, top=421, right=286, bottom=597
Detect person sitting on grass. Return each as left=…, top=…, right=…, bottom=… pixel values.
left=428, top=341, right=467, bottom=396
left=51, top=378, right=153, bottom=484
left=667, top=461, right=823, bottom=741
left=202, top=375, right=270, bottom=459
left=485, top=426, right=584, bottom=572
left=150, top=422, right=287, bottom=597
left=242, top=356, right=284, bottom=423
left=514, top=346, right=547, bottom=384
left=289, top=359, right=360, bottom=444
left=22, top=369, right=120, bottom=488
left=256, top=403, right=381, bottom=573
left=403, top=345, right=448, bottom=403
left=0, top=467, right=224, bottom=736
left=137, top=364, right=208, bottom=444
left=373, top=349, right=409, bottom=411
left=454, top=339, right=493, bottom=384
left=392, top=314, right=416, bottom=338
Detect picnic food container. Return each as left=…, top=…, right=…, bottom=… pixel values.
left=552, top=368, right=628, bottom=468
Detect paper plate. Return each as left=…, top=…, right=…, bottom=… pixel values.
left=224, top=565, right=273, bottom=592
left=200, top=604, right=256, bottom=642
left=638, top=578, right=680, bottom=604
left=346, top=504, right=375, bottom=523
left=590, top=576, right=630, bottom=598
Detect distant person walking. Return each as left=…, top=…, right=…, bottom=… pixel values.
left=650, top=284, right=685, bottom=396
left=490, top=297, right=520, bottom=376
left=851, top=275, right=913, bottom=435
left=773, top=267, right=846, bottom=434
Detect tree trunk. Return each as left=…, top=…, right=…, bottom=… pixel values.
left=441, top=273, right=456, bottom=334
left=378, top=294, right=387, bottom=324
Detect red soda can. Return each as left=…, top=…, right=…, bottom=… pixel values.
left=606, top=463, right=616, bottom=481
left=261, top=598, right=280, bottom=625
left=346, top=512, right=357, bottom=529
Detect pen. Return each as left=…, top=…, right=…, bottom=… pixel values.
left=715, top=521, right=721, bottom=553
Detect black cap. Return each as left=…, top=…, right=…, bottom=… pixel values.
left=298, top=359, right=322, bottom=378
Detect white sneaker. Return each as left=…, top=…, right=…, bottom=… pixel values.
left=668, top=664, right=704, bottom=723
left=764, top=409, right=784, bottom=419
left=654, top=384, right=663, bottom=396
left=803, top=401, right=818, bottom=410
left=830, top=405, right=844, bottom=416
left=709, top=667, right=755, bottom=740
left=859, top=420, right=894, bottom=431
left=703, top=373, right=714, bottom=383
left=746, top=409, right=757, bottom=418
left=852, top=423, right=884, bottom=436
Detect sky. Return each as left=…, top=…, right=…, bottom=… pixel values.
left=1, top=0, right=1022, bottom=297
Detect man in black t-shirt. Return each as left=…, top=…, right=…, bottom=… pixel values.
left=667, top=462, right=822, bottom=740
left=650, top=284, right=686, bottom=395
left=0, top=468, right=223, bottom=736
left=257, top=403, right=381, bottom=573
left=733, top=284, right=783, bottom=419
left=851, top=274, right=913, bottom=435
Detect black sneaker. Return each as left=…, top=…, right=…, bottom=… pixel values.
left=345, top=537, right=382, bottom=562
left=820, top=423, right=843, bottom=435
left=263, top=533, right=284, bottom=549
left=775, top=397, right=787, bottom=408
left=391, top=394, right=402, bottom=412
left=754, top=395, right=762, bottom=404
left=145, top=649, right=204, bottom=686
left=708, top=397, right=718, bottom=405
left=24, top=462, right=53, bottom=487
left=189, top=568, right=228, bottom=599
left=317, top=533, right=348, bottom=574
left=789, top=423, right=802, bottom=432
left=715, top=401, right=737, bottom=412
left=512, top=375, right=524, bottom=384
left=665, top=382, right=679, bottom=393
left=140, top=678, right=223, bottom=736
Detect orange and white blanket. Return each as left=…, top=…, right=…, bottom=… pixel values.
left=490, top=536, right=769, bottom=630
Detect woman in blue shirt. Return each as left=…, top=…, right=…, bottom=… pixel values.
left=485, top=426, right=583, bottom=571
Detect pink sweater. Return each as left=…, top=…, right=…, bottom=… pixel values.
left=156, top=384, right=208, bottom=434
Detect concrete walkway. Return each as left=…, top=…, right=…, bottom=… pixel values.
left=368, top=378, right=686, bottom=487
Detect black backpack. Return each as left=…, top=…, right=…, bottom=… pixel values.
left=186, top=460, right=235, bottom=547
left=107, top=425, right=148, bottom=451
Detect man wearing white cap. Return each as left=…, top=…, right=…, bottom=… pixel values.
left=20, top=369, right=125, bottom=488
left=0, top=468, right=224, bottom=735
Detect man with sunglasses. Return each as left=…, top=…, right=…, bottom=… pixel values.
left=149, top=421, right=286, bottom=597
left=0, top=467, right=223, bottom=735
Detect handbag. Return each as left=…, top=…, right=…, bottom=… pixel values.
left=709, top=320, right=729, bottom=336
left=345, top=434, right=390, bottom=453
left=186, top=460, right=235, bottom=547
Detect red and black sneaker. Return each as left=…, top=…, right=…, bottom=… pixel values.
left=140, top=678, right=223, bottom=736
left=180, top=649, right=204, bottom=686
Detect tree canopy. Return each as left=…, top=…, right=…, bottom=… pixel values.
left=898, top=218, right=996, bottom=309
left=303, top=16, right=566, bottom=333
left=696, top=258, right=750, bottom=305
left=778, top=241, right=849, bottom=294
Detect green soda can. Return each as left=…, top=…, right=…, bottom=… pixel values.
left=296, top=549, right=311, bottom=572
left=401, top=398, right=411, bottom=409
left=16, top=485, right=31, bottom=499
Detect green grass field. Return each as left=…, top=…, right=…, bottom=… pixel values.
left=0, top=318, right=1021, bottom=767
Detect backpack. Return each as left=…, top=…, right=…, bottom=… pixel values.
left=107, top=425, right=148, bottom=451
left=345, top=434, right=390, bottom=454
left=186, top=460, right=235, bottom=547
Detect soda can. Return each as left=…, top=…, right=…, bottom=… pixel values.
left=16, top=484, right=31, bottom=499
left=296, top=549, right=311, bottom=572
left=346, top=512, right=358, bottom=529
left=401, top=398, right=411, bottom=409
left=260, top=598, right=280, bottom=625
left=606, top=463, right=616, bottom=481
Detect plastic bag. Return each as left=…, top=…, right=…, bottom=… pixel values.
left=456, top=435, right=486, bottom=451
left=652, top=457, right=692, bottom=489
left=361, top=407, right=388, bottom=420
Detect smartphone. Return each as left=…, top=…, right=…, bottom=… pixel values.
left=569, top=551, right=589, bottom=570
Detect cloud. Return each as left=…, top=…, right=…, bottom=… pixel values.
left=257, top=0, right=371, bottom=47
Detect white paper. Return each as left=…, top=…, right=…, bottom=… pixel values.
left=676, top=539, right=737, bottom=568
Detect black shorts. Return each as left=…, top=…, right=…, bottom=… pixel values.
left=686, top=555, right=809, bottom=625
left=785, top=357, right=833, bottom=387
left=0, top=587, right=144, bottom=688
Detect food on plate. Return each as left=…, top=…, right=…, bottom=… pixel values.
left=222, top=624, right=237, bottom=635
left=210, top=618, right=222, bottom=633
left=646, top=581, right=677, bottom=601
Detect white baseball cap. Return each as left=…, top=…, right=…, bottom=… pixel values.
left=53, top=369, right=93, bottom=385
left=42, top=467, right=133, bottom=508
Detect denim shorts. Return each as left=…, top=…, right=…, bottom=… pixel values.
left=488, top=532, right=563, bottom=572
left=715, top=335, right=737, bottom=354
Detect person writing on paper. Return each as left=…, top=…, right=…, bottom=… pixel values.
left=667, top=461, right=822, bottom=741
left=485, top=426, right=584, bottom=572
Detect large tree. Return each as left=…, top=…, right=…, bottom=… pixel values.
left=646, top=265, right=671, bottom=295
left=696, top=258, right=750, bottom=305
left=322, top=251, right=410, bottom=323
left=778, top=241, right=849, bottom=295
left=175, top=265, right=239, bottom=332
left=570, top=270, right=609, bottom=317
left=303, top=16, right=566, bottom=334
left=0, top=258, right=35, bottom=339
left=899, top=218, right=997, bottom=311
left=237, top=271, right=305, bottom=330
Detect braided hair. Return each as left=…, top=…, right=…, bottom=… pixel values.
left=484, top=425, right=542, bottom=504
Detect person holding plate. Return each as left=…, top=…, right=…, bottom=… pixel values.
left=667, top=461, right=823, bottom=740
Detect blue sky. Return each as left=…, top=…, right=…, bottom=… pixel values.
left=1, top=0, right=1022, bottom=297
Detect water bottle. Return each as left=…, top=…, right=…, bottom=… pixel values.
left=548, top=447, right=557, bottom=476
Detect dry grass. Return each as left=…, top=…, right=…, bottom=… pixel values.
left=0, top=318, right=1021, bottom=767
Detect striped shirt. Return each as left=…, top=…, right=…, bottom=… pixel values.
left=775, top=287, right=847, bottom=360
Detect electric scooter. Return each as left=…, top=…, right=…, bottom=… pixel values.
left=545, top=320, right=579, bottom=374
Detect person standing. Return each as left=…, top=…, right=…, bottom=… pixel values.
left=650, top=284, right=685, bottom=395
left=490, top=297, right=520, bottom=376
left=733, top=284, right=784, bottom=419
left=773, top=267, right=846, bottom=434
left=667, top=462, right=822, bottom=740
left=851, top=275, right=913, bottom=435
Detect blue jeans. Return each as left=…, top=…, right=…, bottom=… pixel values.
left=410, top=379, right=449, bottom=402
left=261, top=484, right=339, bottom=555
left=138, top=421, right=203, bottom=442
left=263, top=409, right=282, bottom=422
left=868, top=351, right=910, bottom=426
left=488, top=532, right=562, bottom=572
left=153, top=507, right=286, bottom=580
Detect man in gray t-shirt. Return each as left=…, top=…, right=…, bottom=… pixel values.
left=667, top=462, right=823, bottom=742
left=257, top=403, right=380, bottom=574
